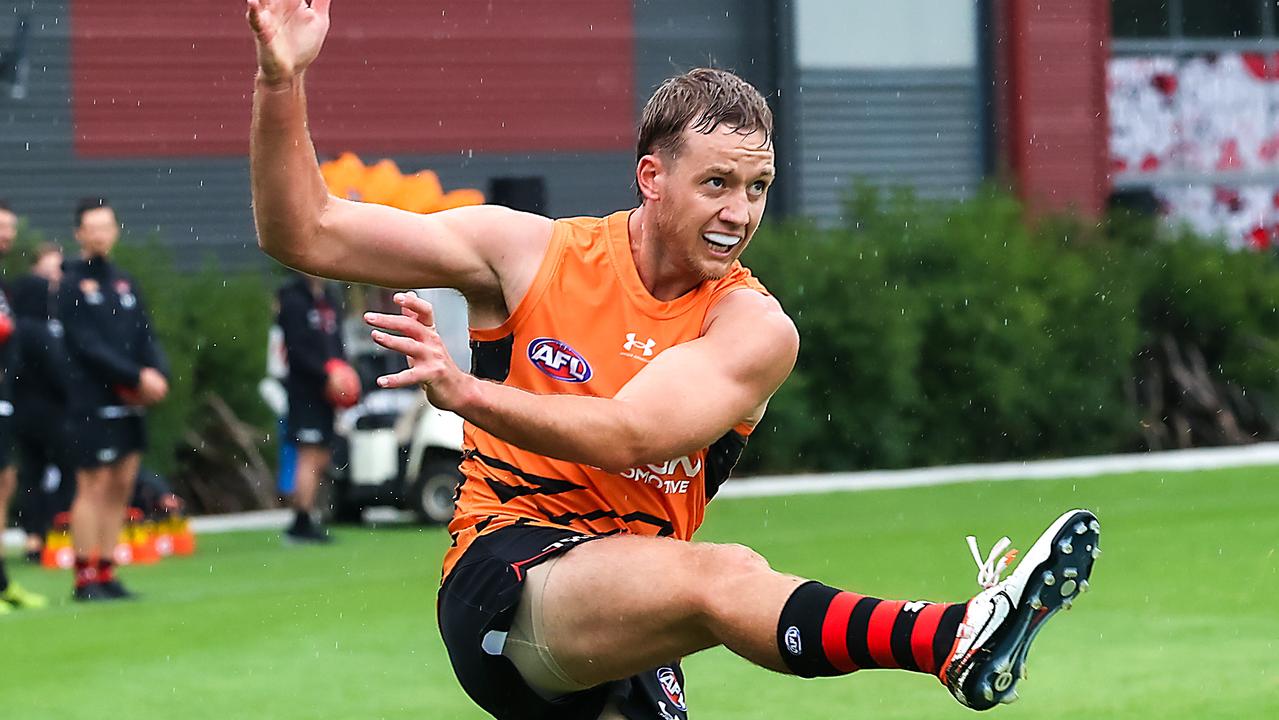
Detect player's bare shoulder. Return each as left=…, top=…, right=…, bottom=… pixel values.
left=703, top=288, right=799, bottom=378
left=432, top=204, right=556, bottom=320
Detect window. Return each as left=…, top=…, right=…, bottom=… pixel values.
left=1113, top=0, right=1277, bottom=40
left=1113, top=0, right=1170, bottom=38
left=1182, top=0, right=1263, bottom=37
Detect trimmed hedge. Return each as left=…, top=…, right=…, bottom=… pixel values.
left=111, top=242, right=276, bottom=475
left=739, top=187, right=1279, bottom=474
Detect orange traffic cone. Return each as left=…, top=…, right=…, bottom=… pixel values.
left=129, top=509, right=161, bottom=565
left=42, top=512, right=75, bottom=570
left=112, top=508, right=140, bottom=565
left=172, top=514, right=196, bottom=556
left=154, top=516, right=175, bottom=558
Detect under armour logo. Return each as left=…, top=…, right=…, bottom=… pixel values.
left=903, top=600, right=931, bottom=613
left=623, top=333, right=656, bottom=357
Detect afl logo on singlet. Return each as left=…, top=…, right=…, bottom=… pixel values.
left=527, top=337, right=593, bottom=383
left=656, top=667, right=687, bottom=711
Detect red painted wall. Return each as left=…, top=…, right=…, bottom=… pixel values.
left=70, top=1, right=635, bottom=158
left=1000, top=0, right=1110, bottom=218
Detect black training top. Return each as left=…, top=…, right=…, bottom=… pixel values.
left=276, top=274, right=347, bottom=402
left=0, top=279, right=16, bottom=408
left=60, top=256, right=168, bottom=413
left=10, top=274, right=70, bottom=427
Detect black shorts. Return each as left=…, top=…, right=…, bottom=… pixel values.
left=438, top=525, right=691, bottom=720
left=69, top=411, right=146, bottom=469
left=287, top=394, right=334, bottom=447
left=0, top=407, right=13, bottom=468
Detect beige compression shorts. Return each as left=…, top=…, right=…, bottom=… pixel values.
left=502, top=555, right=627, bottom=720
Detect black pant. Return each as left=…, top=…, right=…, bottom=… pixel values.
left=15, top=418, right=75, bottom=538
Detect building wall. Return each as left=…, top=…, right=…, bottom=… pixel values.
left=0, top=0, right=772, bottom=267
left=1000, top=0, right=1111, bottom=218
left=2, top=1, right=1002, bottom=251
left=1, top=0, right=994, bottom=255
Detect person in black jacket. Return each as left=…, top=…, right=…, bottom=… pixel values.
left=0, top=199, right=48, bottom=612
left=12, top=243, right=75, bottom=564
left=277, top=272, right=358, bottom=543
left=61, top=198, right=169, bottom=602
left=0, top=200, right=16, bottom=564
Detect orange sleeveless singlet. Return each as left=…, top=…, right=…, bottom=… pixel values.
left=441, top=210, right=769, bottom=580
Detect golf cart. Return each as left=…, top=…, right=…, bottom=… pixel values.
left=263, top=288, right=470, bottom=525
left=324, top=290, right=470, bottom=525
left=324, top=383, right=464, bottom=525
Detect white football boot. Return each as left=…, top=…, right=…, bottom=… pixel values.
left=940, top=509, right=1101, bottom=710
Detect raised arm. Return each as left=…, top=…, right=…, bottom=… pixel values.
left=365, top=290, right=798, bottom=472
left=246, top=0, right=550, bottom=296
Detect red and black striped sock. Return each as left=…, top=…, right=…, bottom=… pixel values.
left=96, top=558, right=116, bottom=584
left=777, top=580, right=967, bottom=678
left=74, top=556, right=98, bottom=589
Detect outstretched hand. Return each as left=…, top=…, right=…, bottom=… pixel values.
left=246, top=0, right=332, bottom=86
left=365, top=293, right=475, bottom=412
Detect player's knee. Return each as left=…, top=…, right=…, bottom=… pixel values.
left=694, top=543, right=772, bottom=608
left=718, top=543, right=771, bottom=574
left=75, top=473, right=108, bottom=498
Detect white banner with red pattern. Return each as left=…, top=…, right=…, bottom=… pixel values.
left=1109, top=53, right=1279, bottom=248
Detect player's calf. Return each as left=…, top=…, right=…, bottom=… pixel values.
left=776, top=582, right=967, bottom=678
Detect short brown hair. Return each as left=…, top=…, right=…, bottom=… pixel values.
left=637, top=68, right=773, bottom=163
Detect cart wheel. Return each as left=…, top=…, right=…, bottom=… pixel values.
left=410, top=458, right=460, bottom=524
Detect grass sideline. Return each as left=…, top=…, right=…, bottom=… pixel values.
left=3, top=465, right=1277, bottom=719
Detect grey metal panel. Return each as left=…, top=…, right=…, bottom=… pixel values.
left=0, top=0, right=76, bottom=234
left=0, top=157, right=257, bottom=264
left=1, top=150, right=635, bottom=271
left=633, top=0, right=777, bottom=126
left=796, top=67, right=983, bottom=222
left=0, top=2, right=72, bottom=158
left=632, top=0, right=787, bottom=213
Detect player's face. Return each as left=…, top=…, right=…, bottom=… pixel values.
left=655, top=124, right=774, bottom=280
left=75, top=206, right=120, bottom=258
left=33, top=251, right=63, bottom=285
left=0, top=209, right=16, bottom=254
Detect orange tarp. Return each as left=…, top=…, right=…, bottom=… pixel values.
left=319, top=153, right=484, bottom=213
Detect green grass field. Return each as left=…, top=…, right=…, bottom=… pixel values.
left=4, top=465, right=1277, bottom=719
